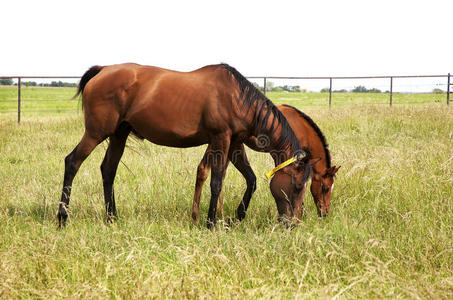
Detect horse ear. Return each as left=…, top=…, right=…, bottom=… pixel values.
left=333, top=166, right=341, bottom=174
left=308, top=158, right=321, bottom=166
left=327, top=166, right=340, bottom=176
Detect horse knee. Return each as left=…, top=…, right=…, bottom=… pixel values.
left=248, top=173, right=257, bottom=192
left=64, top=151, right=76, bottom=173
left=209, top=177, right=223, bottom=205
left=196, top=163, right=209, bottom=182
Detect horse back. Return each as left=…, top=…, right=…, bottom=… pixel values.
left=82, top=63, right=245, bottom=147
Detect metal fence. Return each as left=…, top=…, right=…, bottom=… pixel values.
left=249, top=74, right=451, bottom=109
left=0, top=73, right=451, bottom=123
left=0, top=76, right=80, bottom=123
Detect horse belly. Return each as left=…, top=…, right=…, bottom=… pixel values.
left=141, top=128, right=209, bottom=148
left=126, top=105, right=209, bottom=148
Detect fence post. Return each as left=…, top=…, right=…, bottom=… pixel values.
left=447, top=73, right=450, bottom=105
left=263, top=77, right=267, bottom=96
left=18, top=77, right=21, bottom=123
left=329, top=77, right=332, bottom=109
left=390, top=77, right=393, bottom=107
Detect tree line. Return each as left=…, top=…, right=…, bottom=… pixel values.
left=254, top=81, right=445, bottom=94
left=253, top=82, right=386, bottom=93
left=0, top=79, right=77, bottom=87
left=321, top=85, right=384, bottom=93
left=1, top=78, right=446, bottom=94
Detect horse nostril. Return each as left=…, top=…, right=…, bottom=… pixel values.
left=320, top=211, right=327, bottom=218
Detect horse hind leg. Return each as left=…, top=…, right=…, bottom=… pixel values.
left=192, top=145, right=227, bottom=224
left=192, top=149, right=210, bottom=224
left=100, top=123, right=130, bottom=222
left=58, top=133, right=104, bottom=228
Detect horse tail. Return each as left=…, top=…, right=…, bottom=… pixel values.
left=74, top=65, right=104, bottom=99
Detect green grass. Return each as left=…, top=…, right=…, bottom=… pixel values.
left=0, top=86, right=448, bottom=119
left=0, top=89, right=452, bottom=298
left=270, top=91, right=447, bottom=107
left=0, top=86, right=79, bottom=116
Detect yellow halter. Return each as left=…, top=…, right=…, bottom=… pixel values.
left=265, top=157, right=297, bottom=179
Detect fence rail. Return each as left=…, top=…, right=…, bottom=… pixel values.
left=251, top=74, right=451, bottom=109
left=0, top=73, right=451, bottom=123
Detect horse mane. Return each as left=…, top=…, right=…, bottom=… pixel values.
left=219, top=64, right=303, bottom=156
left=280, top=104, right=332, bottom=169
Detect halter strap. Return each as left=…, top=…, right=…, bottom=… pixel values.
left=265, top=157, right=297, bottom=179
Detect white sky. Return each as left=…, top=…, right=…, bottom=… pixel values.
left=1, top=0, right=452, bottom=80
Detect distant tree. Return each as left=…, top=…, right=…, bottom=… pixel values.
left=0, top=78, right=13, bottom=85
left=290, top=85, right=301, bottom=92
left=41, top=81, right=77, bottom=87
left=281, top=85, right=290, bottom=92
left=334, top=89, right=348, bottom=93
left=352, top=86, right=368, bottom=93
left=23, top=81, right=37, bottom=87
left=265, top=81, right=274, bottom=92
left=368, top=88, right=381, bottom=93
left=320, top=87, right=330, bottom=93
left=432, top=88, right=444, bottom=94
left=277, top=85, right=302, bottom=92
left=252, top=82, right=264, bottom=92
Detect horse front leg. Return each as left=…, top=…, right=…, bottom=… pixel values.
left=206, top=135, right=231, bottom=229
left=228, top=143, right=257, bottom=222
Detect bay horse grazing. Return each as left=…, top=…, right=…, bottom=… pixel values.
left=58, top=63, right=316, bottom=229
left=274, top=105, right=340, bottom=217
left=192, top=104, right=340, bottom=224
left=192, top=105, right=340, bottom=223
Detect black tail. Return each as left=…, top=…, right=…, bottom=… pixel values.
left=74, top=65, right=103, bottom=98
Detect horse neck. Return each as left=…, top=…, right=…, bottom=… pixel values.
left=310, top=145, right=328, bottom=176
left=297, top=119, right=329, bottom=176
left=269, top=144, right=295, bottom=166
left=256, top=110, right=301, bottom=166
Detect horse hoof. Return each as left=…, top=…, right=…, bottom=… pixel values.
left=206, top=219, right=216, bottom=230
left=106, top=214, right=117, bottom=223
left=57, top=212, right=67, bottom=229
left=225, top=217, right=239, bottom=228
left=236, top=210, right=246, bottom=221
left=191, top=213, right=199, bottom=225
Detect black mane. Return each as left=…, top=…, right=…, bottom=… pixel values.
left=280, top=104, right=332, bottom=169
left=219, top=64, right=302, bottom=156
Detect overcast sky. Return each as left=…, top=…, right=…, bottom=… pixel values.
left=1, top=0, right=452, bottom=79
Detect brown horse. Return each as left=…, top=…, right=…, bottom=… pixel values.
left=192, top=104, right=340, bottom=224
left=58, top=63, right=317, bottom=229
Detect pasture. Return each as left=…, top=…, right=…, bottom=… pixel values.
left=0, top=85, right=448, bottom=117
left=0, top=87, right=452, bottom=298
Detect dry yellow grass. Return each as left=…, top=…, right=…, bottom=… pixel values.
left=0, top=103, right=452, bottom=298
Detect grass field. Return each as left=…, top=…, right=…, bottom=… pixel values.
left=0, top=85, right=449, bottom=118
left=0, top=87, right=452, bottom=298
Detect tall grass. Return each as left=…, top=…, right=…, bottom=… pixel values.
left=0, top=104, right=452, bottom=298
